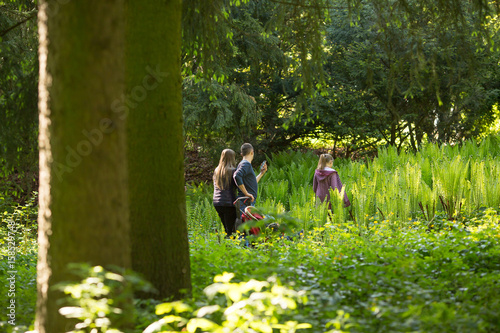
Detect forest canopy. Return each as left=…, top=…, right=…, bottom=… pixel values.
left=1, top=0, right=499, bottom=191
left=182, top=0, right=500, bottom=157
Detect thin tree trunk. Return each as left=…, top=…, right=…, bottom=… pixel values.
left=409, top=121, right=417, bottom=151
left=125, top=0, right=191, bottom=299
left=390, top=120, right=396, bottom=146
left=36, top=1, right=130, bottom=332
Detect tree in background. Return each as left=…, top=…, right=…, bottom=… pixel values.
left=182, top=0, right=500, bottom=156
left=320, top=0, right=500, bottom=150
left=182, top=0, right=329, bottom=157
left=125, top=0, right=191, bottom=299
left=36, top=1, right=131, bottom=331
left=3, top=0, right=499, bottom=199
left=0, top=1, right=38, bottom=197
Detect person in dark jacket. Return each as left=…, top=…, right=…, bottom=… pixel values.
left=313, top=153, right=350, bottom=210
left=233, top=143, right=267, bottom=209
left=213, top=149, right=238, bottom=236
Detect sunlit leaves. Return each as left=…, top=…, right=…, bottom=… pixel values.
left=56, top=264, right=154, bottom=333
left=156, top=301, right=193, bottom=315
left=148, top=274, right=310, bottom=333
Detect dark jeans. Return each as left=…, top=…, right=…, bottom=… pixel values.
left=214, top=205, right=237, bottom=236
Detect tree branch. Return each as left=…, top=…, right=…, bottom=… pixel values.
left=267, top=0, right=348, bottom=10
left=365, top=101, right=390, bottom=142
left=0, top=11, right=37, bottom=38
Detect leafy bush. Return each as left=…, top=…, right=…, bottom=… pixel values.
left=56, top=264, right=154, bottom=333
left=145, top=272, right=311, bottom=333
left=187, top=209, right=500, bottom=332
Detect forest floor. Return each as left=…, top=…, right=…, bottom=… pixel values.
left=184, top=146, right=215, bottom=184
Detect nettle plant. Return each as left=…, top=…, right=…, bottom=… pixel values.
left=144, top=272, right=312, bottom=333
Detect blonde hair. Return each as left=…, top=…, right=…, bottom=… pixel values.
left=214, top=149, right=236, bottom=190
left=317, top=153, right=333, bottom=170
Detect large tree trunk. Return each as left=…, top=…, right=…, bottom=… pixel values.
left=36, top=1, right=130, bottom=332
left=125, top=0, right=191, bottom=299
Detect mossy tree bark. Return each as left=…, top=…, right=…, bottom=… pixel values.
left=124, top=0, right=191, bottom=299
left=36, top=1, right=130, bottom=332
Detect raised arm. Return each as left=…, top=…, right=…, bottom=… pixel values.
left=256, top=162, right=267, bottom=183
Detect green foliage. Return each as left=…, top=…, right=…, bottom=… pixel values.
left=183, top=80, right=260, bottom=148
left=186, top=208, right=500, bottom=332
left=345, top=136, right=500, bottom=225
left=319, top=0, right=500, bottom=149
left=0, top=249, right=36, bottom=330
left=182, top=0, right=330, bottom=155
left=0, top=191, right=37, bottom=229
left=186, top=194, right=222, bottom=239
left=55, top=264, right=154, bottom=333
left=0, top=1, right=39, bottom=197
left=260, top=151, right=317, bottom=211
left=7, top=204, right=499, bottom=332
left=145, top=272, right=311, bottom=333
left=188, top=136, right=500, bottom=232
left=182, top=0, right=500, bottom=156
left=182, top=139, right=500, bottom=331
left=0, top=198, right=37, bottom=331
left=3, top=139, right=500, bottom=332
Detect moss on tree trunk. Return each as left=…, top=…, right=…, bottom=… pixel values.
left=36, top=1, right=130, bottom=332
left=125, top=0, right=191, bottom=299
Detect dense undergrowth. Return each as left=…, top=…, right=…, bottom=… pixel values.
left=1, top=137, right=500, bottom=332
left=182, top=210, right=500, bottom=332
left=0, top=195, right=38, bottom=332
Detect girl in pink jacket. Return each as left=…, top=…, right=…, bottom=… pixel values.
left=313, top=154, right=350, bottom=209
